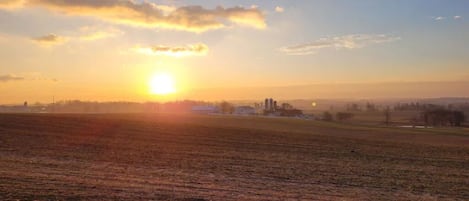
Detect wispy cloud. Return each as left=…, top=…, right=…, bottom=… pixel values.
left=24, top=72, right=58, bottom=82
left=31, top=77, right=58, bottom=82
left=31, top=34, right=68, bottom=46
left=280, top=34, right=400, bottom=55
left=432, top=15, right=462, bottom=21
left=78, top=26, right=123, bottom=41
left=2, top=0, right=266, bottom=33
left=134, top=43, right=209, bottom=57
left=28, top=26, right=123, bottom=47
left=0, top=74, right=25, bottom=82
left=275, top=6, right=284, bottom=13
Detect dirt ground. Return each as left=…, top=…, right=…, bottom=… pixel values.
left=0, top=113, right=468, bottom=200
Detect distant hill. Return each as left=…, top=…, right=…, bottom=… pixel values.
left=185, top=81, right=469, bottom=101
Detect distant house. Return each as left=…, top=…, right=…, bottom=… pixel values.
left=191, top=105, right=219, bottom=114
left=234, top=106, right=256, bottom=115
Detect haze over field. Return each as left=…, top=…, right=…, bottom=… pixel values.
left=1, top=0, right=468, bottom=104
left=1, top=2, right=469, bottom=200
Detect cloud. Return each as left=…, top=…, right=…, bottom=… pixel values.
left=24, top=72, right=59, bottom=82
left=432, top=15, right=463, bottom=21
left=31, top=34, right=67, bottom=46
left=27, top=27, right=122, bottom=47
left=31, top=77, right=58, bottom=82
left=275, top=6, right=284, bottom=13
left=134, top=43, right=209, bottom=57
left=0, top=73, right=58, bottom=83
left=0, top=74, right=25, bottom=82
left=0, top=0, right=25, bottom=9
left=3, top=0, right=266, bottom=33
left=78, top=26, right=123, bottom=41
left=280, top=34, right=400, bottom=55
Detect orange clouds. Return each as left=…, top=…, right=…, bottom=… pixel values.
left=0, top=74, right=24, bottom=82
left=0, top=0, right=25, bottom=9
left=135, top=43, right=209, bottom=57
left=31, top=33, right=68, bottom=46
left=4, top=0, right=266, bottom=32
left=78, top=26, right=123, bottom=41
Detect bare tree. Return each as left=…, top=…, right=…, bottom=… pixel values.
left=384, top=106, right=391, bottom=125
left=336, top=112, right=354, bottom=121
left=422, top=109, right=466, bottom=127
left=322, top=111, right=333, bottom=121
left=220, top=101, right=234, bottom=114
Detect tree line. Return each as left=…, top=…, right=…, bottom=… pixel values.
left=421, top=109, right=466, bottom=127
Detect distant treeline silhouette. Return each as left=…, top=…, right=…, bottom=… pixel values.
left=346, top=102, right=377, bottom=112
left=394, top=103, right=444, bottom=111
left=0, top=100, right=213, bottom=113
left=421, top=109, right=466, bottom=127
left=341, top=101, right=469, bottom=113
left=321, top=111, right=354, bottom=121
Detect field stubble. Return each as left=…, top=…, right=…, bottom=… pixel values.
left=0, top=113, right=468, bottom=200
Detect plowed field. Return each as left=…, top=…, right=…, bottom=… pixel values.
left=1, top=114, right=468, bottom=200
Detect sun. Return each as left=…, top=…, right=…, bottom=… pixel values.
left=149, top=73, right=176, bottom=95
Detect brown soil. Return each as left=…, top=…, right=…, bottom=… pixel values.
left=0, top=113, right=468, bottom=200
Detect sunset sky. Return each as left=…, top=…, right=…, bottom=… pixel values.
left=1, top=0, right=468, bottom=104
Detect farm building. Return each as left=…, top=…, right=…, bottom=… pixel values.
left=234, top=106, right=256, bottom=115
left=262, top=98, right=303, bottom=117
left=191, top=105, right=219, bottom=114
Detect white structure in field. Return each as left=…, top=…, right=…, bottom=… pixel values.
left=191, top=105, right=219, bottom=114
left=234, top=106, right=256, bottom=115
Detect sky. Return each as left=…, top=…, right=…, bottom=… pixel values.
left=0, top=0, right=468, bottom=104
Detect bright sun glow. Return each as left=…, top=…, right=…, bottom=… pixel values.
left=149, top=73, right=176, bottom=95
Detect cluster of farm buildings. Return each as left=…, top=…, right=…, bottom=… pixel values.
left=192, top=98, right=304, bottom=117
